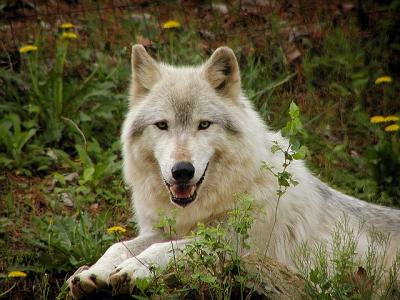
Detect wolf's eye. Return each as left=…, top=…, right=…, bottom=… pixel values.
left=155, top=121, right=168, bottom=130
left=198, top=121, right=211, bottom=130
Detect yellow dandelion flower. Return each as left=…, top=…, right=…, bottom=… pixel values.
left=375, top=76, right=393, bottom=85
left=107, top=226, right=126, bottom=234
left=60, top=22, right=74, bottom=29
left=162, top=20, right=181, bottom=29
left=384, top=115, right=399, bottom=122
left=19, top=45, right=38, bottom=54
left=8, top=271, right=27, bottom=278
left=61, top=32, right=78, bottom=40
left=370, top=115, right=386, bottom=123
left=384, top=124, right=400, bottom=132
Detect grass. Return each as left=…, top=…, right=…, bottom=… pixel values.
left=293, top=216, right=400, bottom=299
left=1, top=1, right=399, bottom=298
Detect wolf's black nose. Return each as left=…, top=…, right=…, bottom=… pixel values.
left=172, top=161, right=195, bottom=183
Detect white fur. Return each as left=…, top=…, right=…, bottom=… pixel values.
left=67, top=46, right=400, bottom=298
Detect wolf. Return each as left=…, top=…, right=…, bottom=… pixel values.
left=67, top=45, right=400, bottom=298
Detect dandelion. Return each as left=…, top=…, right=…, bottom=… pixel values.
left=375, top=76, right=393, bottom=85
left=60, top=22, right=74, bottom=29
left=8, top=271, right=27, bottom=278
left=384, top=115, right=399, bottom=122
left=107, top=226, right=126, bottom=234
left=370, top=116, right=386, bottom=124
left=384, top=124, right=400, bottom=132
left=162, top=20, right=181, bottom=29
left=61, top=32, right=78, bottom=40
left=19, top=45, right=38, bottom=54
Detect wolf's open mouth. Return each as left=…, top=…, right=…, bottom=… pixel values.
left=165, top=164, right=208, bottom=207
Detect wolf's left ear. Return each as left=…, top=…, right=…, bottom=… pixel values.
left=203, top=47, right=241, bottom=102
left=130, top=44, right=161, bottom=102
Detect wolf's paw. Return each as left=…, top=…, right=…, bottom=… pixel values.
left=109, top=258, right=151, bottom=295
left=67, top=265, right=110, bottom=299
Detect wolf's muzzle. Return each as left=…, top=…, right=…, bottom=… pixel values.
left=165, top=163, right=208, bottom=208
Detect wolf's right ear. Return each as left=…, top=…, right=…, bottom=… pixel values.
left=203, top=47, right=241, bottom=102
left=129, top=44, right=161, bottom=102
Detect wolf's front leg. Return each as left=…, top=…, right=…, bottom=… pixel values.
left=67, top=233, right=161, bottom=299
left=109, top=239, right=188, bottom=295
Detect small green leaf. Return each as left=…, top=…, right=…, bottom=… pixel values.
left=310, top=269, right=319, bottom=283
left=75, top=144, right=93, bottom=167
left=289, top=101, right=300, bottom=119
left=271, top=144, right=281, bottom=153
left=292, top=145, right=308, bottom=160
left=53, top=172, right=66, bottom=185
left=26, top=104, right=41, bottom=114
left=83, top=167, right=95, bottom=182
left=135, top=277, right=149, bottom=292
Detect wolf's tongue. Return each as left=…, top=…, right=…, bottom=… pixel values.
left=171, top=184, right=196, bottom=198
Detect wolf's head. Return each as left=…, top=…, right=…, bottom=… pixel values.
left=122, top=45, right=247, bottom=208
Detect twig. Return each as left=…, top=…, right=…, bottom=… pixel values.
left=264, top=143, right=292, bottom=257
left=61, top=117, right=87, bottom=147
left=0, top=282, right=17, bottom=298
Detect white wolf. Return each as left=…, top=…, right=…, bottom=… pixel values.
left=68, top=45, right=400, bottom=298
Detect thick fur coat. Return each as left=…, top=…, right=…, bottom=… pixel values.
left=67, top=45, right=400, bottom=299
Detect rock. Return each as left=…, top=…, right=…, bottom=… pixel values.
left=212, top=3, right=228, bottom=14
left=60, top=192, right=74, bottom=207
left=243, top=253, right=308, bottom=299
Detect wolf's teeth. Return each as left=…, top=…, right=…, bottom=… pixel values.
left=189, top=185, right=196, bottom=195
left=169, top=184, right=196, bottom=198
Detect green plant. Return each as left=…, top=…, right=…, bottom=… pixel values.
left=19, top=31, right=76, bottom=143
left=32, top=272, right=51, bottom=300
left=0, top=113, right=50, bottom=175
left=241, top=54, right=294, bottom=121
left=130, top=195, right=257, bottom=299
left=262, top=101, right=307, bottom=251
left=155, top=21, right=203, bottom=66
left=367, top=114, right=400, bottom=206
left=50, top=139, right=124, bottom=207
left=14, top=27, right=128, bottom=146
left=170, top=195, right=256, bottom=299
left=73, top=139, right=122, bottom=188
left=23, top=212, right=117, bottom=272
left=302, top=27, right=369, bottom=102
left=293, top=215, right=400, bottom=299
left=0, top=28, right=128, bottom=176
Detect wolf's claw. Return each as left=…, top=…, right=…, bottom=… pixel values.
left=109, top=258, right=151, bottom=295
left=67, top=266, right=111, bottom=299
left=109, top=268, right=134, bottom=295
